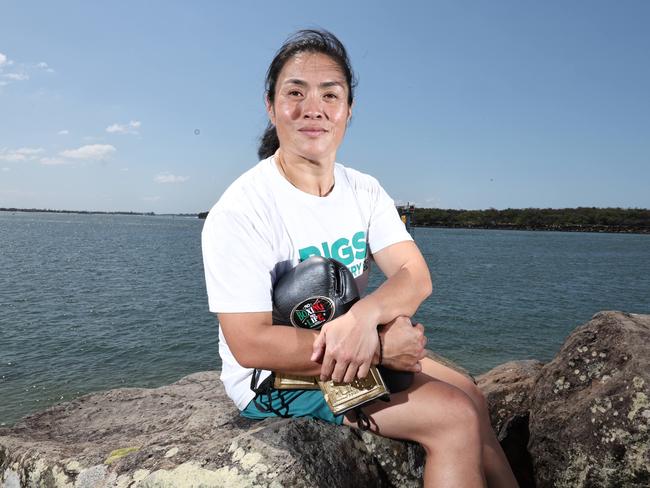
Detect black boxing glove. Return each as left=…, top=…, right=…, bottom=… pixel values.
left=272, top=256, right=413, bottom=393
left=272, top=256, right=359, bottom=328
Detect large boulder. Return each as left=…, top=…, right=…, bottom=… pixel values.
left=0, top=371, right=424, bottom=488
left=529, top=311, right=650, bottom=488
left=477, top=359, right=543, bottom=434
left=477, top=311, right=650, bottom=488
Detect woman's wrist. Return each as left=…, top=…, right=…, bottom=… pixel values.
left=348, top=297, right=382, bottom=330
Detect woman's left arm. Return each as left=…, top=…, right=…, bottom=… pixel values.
left=312, top=240, right=432, bottom=382
left=353, top=240, right=432, bottom=325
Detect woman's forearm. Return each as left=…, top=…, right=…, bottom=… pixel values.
left=222, top=318, right=320, bottom=375
left=351, top=265, right=432, bottom=328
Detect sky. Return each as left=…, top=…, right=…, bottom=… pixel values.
left=1, top=1, right=649, bottom=213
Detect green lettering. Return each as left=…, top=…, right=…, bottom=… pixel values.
left=352, top=231, right=367, bottom=259
left=332, top=238, right=353, bottom=265
left=299, top=246, right=321, bottom=261
left=295, top=310, right=309, bottom=323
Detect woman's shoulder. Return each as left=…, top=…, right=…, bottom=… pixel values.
left=204, top=158, right=278, bottom=230
left=336, top=162, right=384, bottom=196
left=211, top=158, right=276, bottom=212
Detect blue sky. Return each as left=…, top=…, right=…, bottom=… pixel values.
left=1, top=1, right=648, bottom=213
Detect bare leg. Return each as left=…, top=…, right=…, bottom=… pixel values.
left=418, top=357, right=519, bottom=488
left=344, top=372, right=487, bottom=488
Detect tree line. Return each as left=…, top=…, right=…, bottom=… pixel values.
left=0, top=208, right=155, bottom=216
left=408, top=207, right=650, bottom=233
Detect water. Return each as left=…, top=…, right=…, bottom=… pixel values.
left=1, top=212, right=648, bottom=426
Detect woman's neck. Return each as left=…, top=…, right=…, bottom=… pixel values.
left=275, top=149, right=335, bottom=197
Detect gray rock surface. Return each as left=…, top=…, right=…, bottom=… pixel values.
left=476, top=311, right=650, bottom=488
left=477, top=359, right=543, bottom=434
left=0, top=371, right=424, bottom=488
left=2, top=311, right=649, bottom=487
left=529, top=311, right=650, bottom=488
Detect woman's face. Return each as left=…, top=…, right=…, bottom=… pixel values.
left=266, top=52, right=352, bottom=163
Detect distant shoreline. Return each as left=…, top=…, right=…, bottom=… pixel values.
left=413, top=223, right=650, bottom=234
left=0, top=208, right=195, bottom=217
left=2, top=207, right=649, bottom=234
left=409, top=206, right=650, bottom=235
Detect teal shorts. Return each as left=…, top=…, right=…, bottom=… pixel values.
left=241, top=388, right=344, bottom=425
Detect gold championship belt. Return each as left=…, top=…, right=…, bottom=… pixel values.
left=272, top=257, right=390, bottom=415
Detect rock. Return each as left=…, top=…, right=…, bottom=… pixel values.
left=2, top=311, right=648, bottom=487
left=0, top=371, right=424, bottom=487
left=477, top=359, right=543, bottom=434
left=529, top=311, right=650, bottom=488
left=475, top=311, right=650, bottom=488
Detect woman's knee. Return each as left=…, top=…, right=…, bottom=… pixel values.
left=422, top=382, right=482, bottom=438
left=421, top=357, right=489, bottom=416
left=464, top=380, right=490, bottom=417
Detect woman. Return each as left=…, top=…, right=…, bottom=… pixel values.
left=202, top=29, right=518, bottom=488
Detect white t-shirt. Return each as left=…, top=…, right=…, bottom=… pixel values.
left=201, top=155, right=412, bottom=410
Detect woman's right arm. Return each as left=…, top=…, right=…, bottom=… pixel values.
left=217, top=311, right=324, bottom=376
left=217, top=311, right=424, bottom=378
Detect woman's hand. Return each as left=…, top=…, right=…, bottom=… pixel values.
left=380, top=316, right=427, bottom=372
left=311, top=312, right=378, bottom=383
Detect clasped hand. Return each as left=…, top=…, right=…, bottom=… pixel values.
left=311, top=314, right=427, bottom=383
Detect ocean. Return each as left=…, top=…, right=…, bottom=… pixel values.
left=1, top=211, right=648, bottom=426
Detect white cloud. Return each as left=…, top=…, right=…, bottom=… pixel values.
left=36, top=61, right=54, bottom=73
left=60, top=144, right=116, bottom=161
left=141, top=196, right=161, bottom=202
left=1, top=167, right=9, bottom=172
left=0, top=147, right=45, bottom=162
left=0, top=55, right=52, bottom=89
left=154, top=172, right=189, bottom=184
left=58, top=130, right=69, bottom=135
left=40, top=157, right=70, bottom=166
left=120, top=167, right=129, bottom=172
left=106, top=120, right=141, bottom=135
left=3, top=72, right=29, bottom=81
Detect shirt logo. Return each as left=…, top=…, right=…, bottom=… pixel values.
left=298, top=231, right=367, bottom=277
left=290, top=296, right=335, bottom=329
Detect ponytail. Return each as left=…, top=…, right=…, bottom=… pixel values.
left=258, top=122, right=280, bottom=160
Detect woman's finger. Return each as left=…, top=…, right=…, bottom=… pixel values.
left=410, top=360, right=423, bottom=373
left=356, top=361, right=371, bottom=380
left=343, top=361, right=361, bottom=384
left=320, top=351, right=336, bottom=381
left=332, top=359, right=352, bottom=383
left=311, top=332, right=326, bottom=362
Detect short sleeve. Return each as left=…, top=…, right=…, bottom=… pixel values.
left=367, top=181, right=413, bottom=254
left=201, top=208, right=275, bottom=313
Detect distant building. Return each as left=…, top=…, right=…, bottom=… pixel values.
left=397, top=203, right=415, bottom=234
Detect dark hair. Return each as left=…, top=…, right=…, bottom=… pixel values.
left=257, top=29, right=357, bottom=160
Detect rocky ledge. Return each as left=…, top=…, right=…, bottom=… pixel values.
left=1, top=311, right=649, bottom=487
